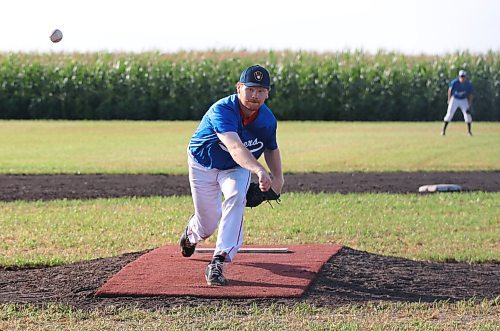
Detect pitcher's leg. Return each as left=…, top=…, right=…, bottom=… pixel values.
left=214, top=167, right=251, bottom=262
left=187, top=156, right=222, bottom=243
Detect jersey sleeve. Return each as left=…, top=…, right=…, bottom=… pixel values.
left=208, top=103, right=239, bottom=134
left=265, top=122, right=278, bottom=150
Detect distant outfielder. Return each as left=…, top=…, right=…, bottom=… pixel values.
left=179, top=65, right=284, bottom=286
left=441, top=70, right=474, bottom=136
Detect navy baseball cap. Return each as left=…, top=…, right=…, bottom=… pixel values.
left=239, top=65, right=271, bottom=90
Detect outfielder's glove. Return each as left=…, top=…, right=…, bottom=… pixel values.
left=246, top=182, right=281, bottom=207
left=466, top=106, right=473, bottom=115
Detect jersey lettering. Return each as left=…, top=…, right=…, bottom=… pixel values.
left=243, top=138, right=264, bottom=153
left=218, top=138, right=264, bottom=154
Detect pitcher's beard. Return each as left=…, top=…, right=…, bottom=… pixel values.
left=242, top=100, right=261, bottom=111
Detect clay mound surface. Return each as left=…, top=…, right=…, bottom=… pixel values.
left=95, top=244, right=343, bottom=298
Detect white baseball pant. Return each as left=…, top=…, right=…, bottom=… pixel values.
left=444, top=96, right=472, bottom=123
left=186, top=152, right=251, bottom=262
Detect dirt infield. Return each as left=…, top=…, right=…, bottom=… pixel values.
left=0, top=172, right=499, bottom=310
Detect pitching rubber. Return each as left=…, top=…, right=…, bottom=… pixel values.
left=195, top=247, right=289, bottom=254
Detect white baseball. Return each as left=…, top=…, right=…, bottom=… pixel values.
left=50, top=29, right=63, bottom=43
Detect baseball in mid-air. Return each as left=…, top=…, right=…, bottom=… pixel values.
left=50, top=29, right=63, bottom=43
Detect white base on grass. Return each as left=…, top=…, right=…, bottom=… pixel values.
left=418, top=184, right=462, bottom=193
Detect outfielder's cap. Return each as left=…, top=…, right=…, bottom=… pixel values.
left=459, top=70, right=467, bottom=77
left=239, top=65, right=271, bottom=90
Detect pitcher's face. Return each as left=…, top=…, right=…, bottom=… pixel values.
left=237, top=83, right=269, bottom=112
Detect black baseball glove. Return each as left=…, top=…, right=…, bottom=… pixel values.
left=246, top=182, right=281, bottom=207
left=466, top=105, right=473, bottom=115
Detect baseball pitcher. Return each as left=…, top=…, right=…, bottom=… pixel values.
left=179, top=65, right=284, bottom=286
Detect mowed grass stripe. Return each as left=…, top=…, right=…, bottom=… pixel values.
left=1, top=192, right=497, bottom=267
left=0, top=121, right=498, bottom=174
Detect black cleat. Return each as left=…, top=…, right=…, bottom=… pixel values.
left=179, top=226, right=196, bottom=257
left=205, top=259, right=226, bottom=286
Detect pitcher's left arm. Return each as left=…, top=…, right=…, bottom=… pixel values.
left=264, top=147, right=284, bottom=194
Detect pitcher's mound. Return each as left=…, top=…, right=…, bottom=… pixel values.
left=95, top=244, right=342, bottom=298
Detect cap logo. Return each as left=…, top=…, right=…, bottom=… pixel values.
left=254, top=71, right=263, bottom=82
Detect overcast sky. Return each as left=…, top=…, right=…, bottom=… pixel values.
left=1, top=0, right=499, bottom=54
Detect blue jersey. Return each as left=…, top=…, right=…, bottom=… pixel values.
left=449, top=78, right=473, bottom=99
left=188, top=94, right=278, bottom=170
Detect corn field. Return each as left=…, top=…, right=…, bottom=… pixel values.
left=1, top=50, right=499, bottom=120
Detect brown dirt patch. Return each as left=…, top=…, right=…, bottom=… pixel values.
left=1, top=171, right=498, bottom=201
left=1, top=247, right=498, bottom=310
left=0, top=172, right=498, bottom=310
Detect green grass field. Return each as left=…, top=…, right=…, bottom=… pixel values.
left=0, top=121, right=498, bottom=174
left=1, top=300, right=498, bottom=330
left=1, top=193, right=498, bottom=267
left=0, top=121, right=498, bottom=330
